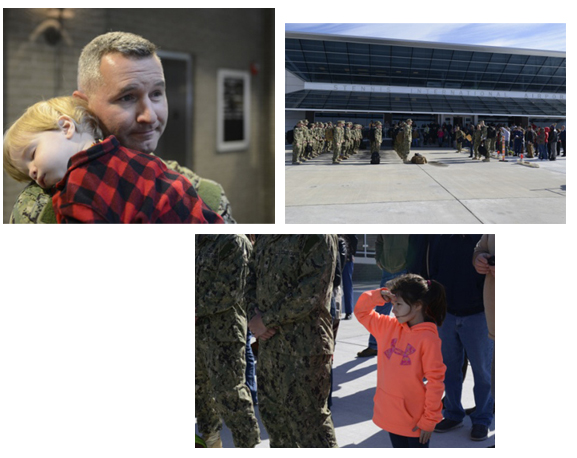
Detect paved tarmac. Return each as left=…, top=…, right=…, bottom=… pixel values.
left=195, top=283, right=495, bottom=448
left=285, top=145, right=565, bottom=224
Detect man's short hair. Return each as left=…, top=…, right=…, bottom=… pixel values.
left=78, top=31, right=158, bottom=94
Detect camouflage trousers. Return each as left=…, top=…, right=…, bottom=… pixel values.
left=332, top=142, right=341, bottom=162
left=473, top=141, right=481, bottom=158
left=292, top=143, right=303, bottom=163
left=397, top=142, right=411, bottom=161
left=195, top=339, right=260, bottom=447
left=257, top=351, right=338, bottom=448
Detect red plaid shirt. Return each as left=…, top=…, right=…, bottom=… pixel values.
left=52, top=136, right=224, bottom=224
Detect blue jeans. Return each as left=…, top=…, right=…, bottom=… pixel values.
left=245, top=330, right=258, bottom=405
left=342, top=261, right=355, bottom=315
left=438, top=312, right=494, bottom=427
left=368, top=269, right=407, bottom=350
left=389, top=432, right=429, bottom=448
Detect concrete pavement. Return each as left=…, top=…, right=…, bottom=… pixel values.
left=195, top=283, right=495, bottom=448
left=285, top=146, right=565, bottom=224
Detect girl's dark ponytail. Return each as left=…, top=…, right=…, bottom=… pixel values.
left=423, top=279, right=447, bottom=326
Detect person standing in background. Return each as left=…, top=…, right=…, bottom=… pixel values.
left=341, top=235, right=358, bottom=320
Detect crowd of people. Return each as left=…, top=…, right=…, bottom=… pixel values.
left=289, top=119, right=364, bottom=165
left=195, top=234, right=495, bottom=448
left=287, top=118, right=566, bottom=166
left=408, top=121, right=566, bottom=161
left=288, top=119, right=413, bottom=165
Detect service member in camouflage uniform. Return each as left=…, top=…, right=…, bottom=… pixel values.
left=372, top=121, right=383, bottom=156
left=455, top=126, right=466, bottom=153
left=472, top=124, right=483, bottom=160
left=314, top=122, right=323, bottom=157
left=308, top=123, right=317, bottom=159
left=324, top=122, right=334, bottom=154
left=195, top=234, right=261, bottom=448
left=292, top=121, right=305, bottom=164
left=247, top=235, right=339, bottom=448
left=368, top=122, right=375, bottom=153
left=8, top=31, right=235, bottom=224
left=332, top=121, right=345, bottom=164
left=353, top=124, right=362, bottom=155
left=341, top=122, right=352, bottom=159
left=397, top=118, right=413, bottom=162
left=301, top=120, right=311, bottom=161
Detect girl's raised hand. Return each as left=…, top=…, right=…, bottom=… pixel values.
left=380, top=289, right=396, bottom=304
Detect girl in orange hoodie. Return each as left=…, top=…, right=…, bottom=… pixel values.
left=354, top=273, right=447, bottom=448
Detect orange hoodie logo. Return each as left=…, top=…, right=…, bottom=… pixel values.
left=384, top=339, right=416, bottom=365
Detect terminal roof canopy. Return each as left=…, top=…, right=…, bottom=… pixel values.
left=286, top=32, right=566, bottom=94
left=286, top=90, right=566, bottom=117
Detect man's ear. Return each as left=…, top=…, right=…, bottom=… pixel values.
left=57, top=115, right=76, bottom=139
left=72, top=90, right=88, bottom=102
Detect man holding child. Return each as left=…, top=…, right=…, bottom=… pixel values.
left=8, top=31, right=233, bottom=224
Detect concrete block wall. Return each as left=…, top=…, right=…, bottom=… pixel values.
left=3, top=8, right=274, bottom=223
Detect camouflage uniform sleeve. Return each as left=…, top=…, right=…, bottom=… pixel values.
left=157, top=156, right=237, bottom=224
left=261, top=234, right=336, bottom=329
left=196, top=235, right=251, bottom=318
left=245, top=249, right=258, bottom=321
left=9, top=182, right=57, bottom=224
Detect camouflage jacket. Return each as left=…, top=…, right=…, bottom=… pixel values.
left=195, top=234, right=252, bottom=343
left=403, top=124, right=413, bottom=143
left=292, top=127, right=304, bottom=145
left=333, top=126, right=344, bottom=144
left=247, top=234, right=337, bottom=356
left=9, top=157, right=236, bottom=224
left=344, top=126, right=352, bottom=141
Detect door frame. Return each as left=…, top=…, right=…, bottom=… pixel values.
left=157, top=50, right=194, bottom=169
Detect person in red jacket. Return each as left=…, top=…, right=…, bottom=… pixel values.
left=354, top=273, right=447, bottom=448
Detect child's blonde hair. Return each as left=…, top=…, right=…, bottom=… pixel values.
left=3, top=96, right=103, bottom=182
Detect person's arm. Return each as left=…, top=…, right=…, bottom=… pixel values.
left=472, top=234, right=492, bottom=275
left=258, top=235, right=334, bottom=330
left=415, top=336, right=446, bottom=442
left=9, top=182, right=57, bottom=224
left=354, top=288, right=394, bottom=337
left=196, top=236, right=250, bottom=318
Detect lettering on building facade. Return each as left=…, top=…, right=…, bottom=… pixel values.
left=306, top=82, right=565, bottom=101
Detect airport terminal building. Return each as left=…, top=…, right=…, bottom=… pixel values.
left=285, top=32, right=566, bottom=133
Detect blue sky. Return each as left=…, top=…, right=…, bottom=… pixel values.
left=285, top=23, right=566, bottom=52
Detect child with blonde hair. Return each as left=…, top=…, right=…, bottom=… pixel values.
left=354, top=273, right=447, bottom=448
left=4, top=96, right=222, bottom=223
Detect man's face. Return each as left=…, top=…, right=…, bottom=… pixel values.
left=82, top=53, right=168, bottom=153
